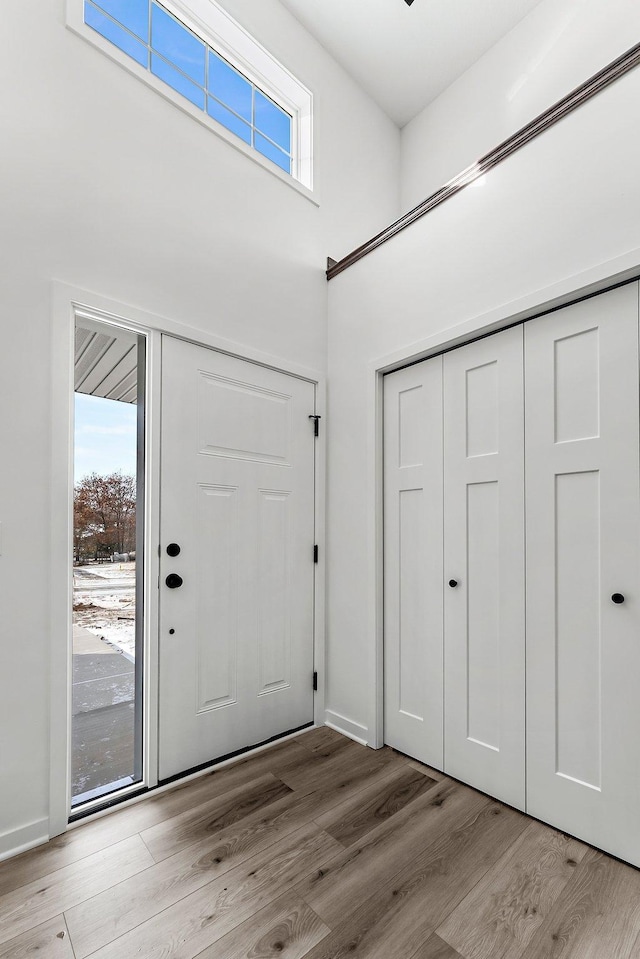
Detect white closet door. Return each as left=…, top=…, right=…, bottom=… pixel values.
left=384, top=359, right=444, bottom=768
left=443, top=325, right=525, bottom=810
left=526, top=282, right=640, bottom=865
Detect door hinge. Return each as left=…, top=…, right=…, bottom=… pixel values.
left=313, top=544, right=319, bottom=564
left=309, top=414, right=321, bottom=437
left=313, top=671, right=318, bottom=691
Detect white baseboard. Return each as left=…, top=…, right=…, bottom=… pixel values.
left=324, top=709, right=370, bottom=747
left=0, top=818, right=49, bottom=862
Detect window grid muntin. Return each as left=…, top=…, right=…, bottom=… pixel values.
left=85, top=0, right=293, bottom=171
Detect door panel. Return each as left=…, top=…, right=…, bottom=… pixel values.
left=383, top=360, right=444, bottom=768
left=466, top=479, right=500, bottom=750
left=196, top=484, right=238, bottom=712
left=443, top=325, right=525, bottom=810
left=159, top=337, right=315, bottom=780
left=554, top=469, right=601, bottom=788
left=257, top=489, right=292, bottom=694
left=525, top=282, right=640, bottom=864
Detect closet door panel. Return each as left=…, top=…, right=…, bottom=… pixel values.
left=443, top=325, right=525, bottom=810
left=526, top=282, right=640, bottom=865
left=384, top=359, right=444, bottom=768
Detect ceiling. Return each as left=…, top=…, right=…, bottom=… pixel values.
left=75, top=321, right=139, bottom=404
left=278, top=0, right=545, bottom=127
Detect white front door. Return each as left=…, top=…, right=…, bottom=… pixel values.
left=159, top=336, right=316, bottom=780
left=525, top=283, right=640, bottom=863
left=443, top=325, right=525, bottom=810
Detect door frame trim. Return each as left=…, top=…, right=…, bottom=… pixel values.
left=369, top=247, right=640, bottom=752
left=50, top=281, right=326, bottom=839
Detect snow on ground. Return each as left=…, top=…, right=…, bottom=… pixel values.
left=73, top=562, right=136, bottom=660
left=76, top=563, right=136, bottom=582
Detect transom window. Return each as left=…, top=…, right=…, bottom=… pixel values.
left=69, top=0, right=313, bottom=190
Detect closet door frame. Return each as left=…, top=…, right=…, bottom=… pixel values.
left=370, top=253, right=640, bottom=752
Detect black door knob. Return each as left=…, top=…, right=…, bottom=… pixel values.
left=449, top=579, right=458, bottom=588
left=611, top=593, right=625, bottom=604
left=166, top=573, right=183, bottom=589
left=166, top=543, right=181, bottom=557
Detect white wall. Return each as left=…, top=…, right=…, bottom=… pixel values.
left=0, top=0, right=399, bottom=855
left=326, top=35, right=640, bottom=745
left=400, top=0, right=640, bottom=210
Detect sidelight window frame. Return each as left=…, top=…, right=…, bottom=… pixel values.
left=69, top=315, right=150, bottom=817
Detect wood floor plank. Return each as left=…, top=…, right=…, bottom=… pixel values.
left=68, top=751, right=426, bottom=956
left=230, top=740, right=336, bottom=785
left=410, top=933, right=464, bottom=959
left=517, top=848, right=640, bottom=959
left=279, top=741, right=405, bottom=795
left=404, top=757, right=446, bottom=782
left=0, top=740, right=310, bottom=898
left=295, top=749, right=414, bottom=814
left=192, top=892, right=330, bottom=959
left=437, top=820, right=588, bottom=959
left=298, top=798, right=527, bottom=958
left=0, top=915, right=75, bottom=958
left=273, top=741, right=371, bottom=792
left=4, top=729, right=640, bottom=959
left=315, top=766, right=439, bottom=846
left=140, top=773, right=292, bottom=862
left=84, top=824, right=343, bottom=959
left=0, top=835, right=153, bottom=946
left=297, top=779, right=490, bottom=927
left=66, top=784, right=345, bottom=958
left=295, top=727, right=355, bottom=757
left=0, top=736, right=394, bottom=900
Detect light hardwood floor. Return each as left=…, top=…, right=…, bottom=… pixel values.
left=2, top=726, right=640, bottom=958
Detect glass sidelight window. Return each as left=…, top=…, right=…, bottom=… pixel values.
left=71, top=317, right=146, bottom=808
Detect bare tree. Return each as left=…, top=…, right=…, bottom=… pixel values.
left=74, top=471, right=136, bottom=560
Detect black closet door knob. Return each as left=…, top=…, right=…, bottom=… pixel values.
left=166, top=573, right=183, bottom=589
left=449, top=579, right=458, bottom=588
left=611, top=593, right=625, bottom=604
left=166, top=543, right=181, bottom=557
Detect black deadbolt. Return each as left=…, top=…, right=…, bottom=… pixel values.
left=449, top=579, right=458, bottom=588
left=611, top=593, right=625, bottom=604
left=166, top=573, right=183, bottom=589
left=166, top=543, right=181, bottom=557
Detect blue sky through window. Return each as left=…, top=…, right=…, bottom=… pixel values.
left=207, top=98, right=251, bottom=144
left=151, top=53, right=205, bottom=108
left=255, top=133, right=291, bottom=174
left=75, top=393, right=137, bottom=482
left=209, top=51, right=252, bottom=122
left=255, top=91, right=290, bottom=153
left=84, top=0, right=293, bottom=174
left=85, top=3, right=148, bottom=67
left=92, top=0, right=149, bottom=41
left=151, top=3, right=205, bottom=86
